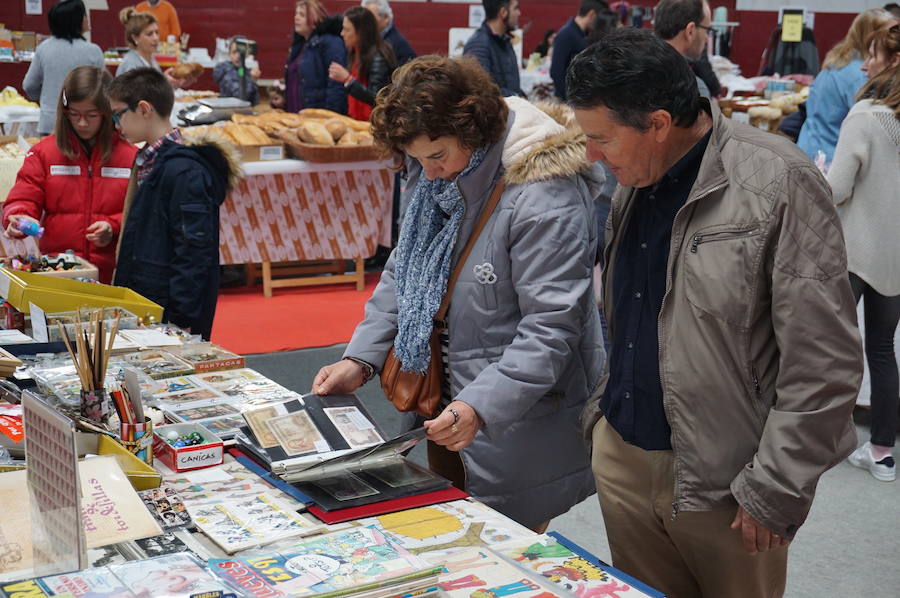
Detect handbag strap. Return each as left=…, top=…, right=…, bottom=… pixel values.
left=434, top=179, right=506, bottom=324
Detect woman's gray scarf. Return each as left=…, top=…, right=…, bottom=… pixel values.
left=392, top=148, right=487, bottom=373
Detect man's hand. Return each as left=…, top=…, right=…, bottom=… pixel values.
left=5, top=214, right=38, bottom=239
left=85, top=221, right=113, bottom=247
left=312, top=359, right=366, bottom=395
left=730, top=505, right=790, bottom=554
left=424, top=401, right=482, bottom=452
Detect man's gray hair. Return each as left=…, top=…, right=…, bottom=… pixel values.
left=361, top=0, right=393, bottom=21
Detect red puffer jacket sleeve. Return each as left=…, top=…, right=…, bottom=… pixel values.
left=2, top=138, right=50, bottom=227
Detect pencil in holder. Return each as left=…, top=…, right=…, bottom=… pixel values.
left=119, top=417, right=154, bottom=464
left=80, top=389, right=112, bottom=425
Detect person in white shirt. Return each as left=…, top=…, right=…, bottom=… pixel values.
left=828, top=24, right=900, bottom=483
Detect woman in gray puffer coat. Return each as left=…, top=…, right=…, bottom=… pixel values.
left=313, top=56, right=606, bottom=530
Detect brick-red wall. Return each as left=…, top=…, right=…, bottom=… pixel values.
left=0, top=1, right=855, bottom=88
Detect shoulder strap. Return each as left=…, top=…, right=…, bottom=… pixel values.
left=435, top=180, right=507, bottom=322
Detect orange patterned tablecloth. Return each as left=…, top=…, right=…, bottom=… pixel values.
left=219, top=161, right=394, bottom=265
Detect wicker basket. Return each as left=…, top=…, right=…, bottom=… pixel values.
left=283, top=138, right=382, bottom=163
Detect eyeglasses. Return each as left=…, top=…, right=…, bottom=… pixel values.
left=64, top=109, right=103, bottom=122
left=695, top=23, right=715, bottom=37
left=111, top=104, right=136, bottom=127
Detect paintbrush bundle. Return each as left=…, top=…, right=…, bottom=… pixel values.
left=56, top=309, right=121, bottom=425
left=55, top=309, right=121, bottom=393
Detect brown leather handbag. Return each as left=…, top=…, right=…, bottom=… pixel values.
left=380, top=181, right=507, bottom=417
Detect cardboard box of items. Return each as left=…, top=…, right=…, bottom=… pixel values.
left=153, top=422, right=223, bottom=472
left=166, top=342, right=245, bottom=372
left=238, top=142, right=284, bottom=162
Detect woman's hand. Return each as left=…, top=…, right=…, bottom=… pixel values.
left=85, top=221, right=113, bottom=247
left=424, top=401, right=482, bottom=451
left=250, top=66, right=261, bottom=80
left=328, top=62, right=350, bottom=84
left=313, top=359, right=366, bottom=395
left=4, top=214, right=38, bottom=239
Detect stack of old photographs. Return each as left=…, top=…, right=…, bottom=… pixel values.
left=282, top=428, right=451, bottom=511
left=148, top=368, right=303, bottom=441
left=138, top=486, right=195, bottom=531
left=236, top=394, right=387, bottom=472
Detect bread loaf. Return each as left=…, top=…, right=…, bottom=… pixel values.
left=336, top=131, right=359, bottom=146
left=223, top=123, right=274, bottom=146
left=324, top=119, right=348, bottom=142
left=279, top=113, right=306, bottom=128
left=231, top=113, right=257, bottom=125
left=297, top=120, right=335, bottom=146
left=298, top=108, right=371, bottom=132
left=171, top=62, right=204, bottom=79
left=355, top=131, right=374, bottom=146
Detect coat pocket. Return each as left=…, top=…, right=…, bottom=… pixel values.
left=180, top=203, right=216, bottom=249
left=682, top=224, right=763, bottom=326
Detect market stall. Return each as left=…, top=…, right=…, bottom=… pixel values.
left=0, top=270, right=665, bottom=597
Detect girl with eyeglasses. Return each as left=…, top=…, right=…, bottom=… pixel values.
left=3, top=66, right=137, bottom=284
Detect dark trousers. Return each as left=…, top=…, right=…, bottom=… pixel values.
left=850, top=272, right=900, bottom=447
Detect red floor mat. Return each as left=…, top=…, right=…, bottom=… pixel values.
left=211, top=273, right=380, bottom=354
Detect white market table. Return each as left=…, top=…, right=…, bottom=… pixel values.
left=219, top=159, right=394, bottom=297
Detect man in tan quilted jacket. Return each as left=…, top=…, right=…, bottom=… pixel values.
left=568, top=29, right=863, bottom=598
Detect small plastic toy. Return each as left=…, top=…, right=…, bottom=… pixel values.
left=166, top=430, right=205, bottom=448
left=15, top=219, right=44, bottom=238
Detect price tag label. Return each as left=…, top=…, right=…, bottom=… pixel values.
left=259, top=146, right=284, bottom=161
left=782, top=11, right=804, bottom=43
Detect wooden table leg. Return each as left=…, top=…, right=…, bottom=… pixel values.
left=245, top=262, right=256, bottom=286
left=355, top=257, right=365, bottom=291
left=262, top=261, right=273, bottom=298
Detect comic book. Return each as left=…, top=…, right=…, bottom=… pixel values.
left=133, top=534, right=191, bottom=559
left=189, top=494, right=323, bottom=554
left=110, top=553, right=237, bottom=598
left=354, top=499, right=535, bottom=561
left=34, top=567, right=134, bottom=598
left=159, top=454, right=306, bottom=509
left=491, top=535, right=664, bottom=598
left=430, top=547, right=565, bottom=598
left=209, top=526, right=441, bottom=598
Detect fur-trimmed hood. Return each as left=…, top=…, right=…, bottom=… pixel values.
left=502, top=97, right=592, bottom=186
left=180, top=129, right=244, bottom=194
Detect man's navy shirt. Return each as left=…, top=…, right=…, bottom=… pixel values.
left=601, top=129, right=712, bottom=450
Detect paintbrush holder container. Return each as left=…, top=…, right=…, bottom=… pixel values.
left=80, top=389, right=111, bottom=425
left=119, top=417, right=154, bottom=464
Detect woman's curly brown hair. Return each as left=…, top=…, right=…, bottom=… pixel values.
left=371, top=55, right=509, bottom=164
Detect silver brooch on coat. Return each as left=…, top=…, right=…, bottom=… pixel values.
left=473, top=263, right=497, bottom=285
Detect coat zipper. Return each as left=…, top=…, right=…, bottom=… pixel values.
left=689, top=227, right=761, bottom=253
left=86, top=163, right=93, bottom=260
left=660, top=181, right=728, bottom=520
left=751, top=364, right=761, bottom=398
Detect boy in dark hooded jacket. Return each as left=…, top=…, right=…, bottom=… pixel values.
left=108, top=67, right=241, bottom=339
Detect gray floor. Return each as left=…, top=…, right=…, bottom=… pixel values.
left=247, top=345, right=900, bottom=598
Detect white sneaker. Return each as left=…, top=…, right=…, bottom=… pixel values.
left=848, top=442, right=896, bottom=482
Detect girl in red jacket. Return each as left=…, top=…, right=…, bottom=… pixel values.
left=3, top=65, right=137, bottom=284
